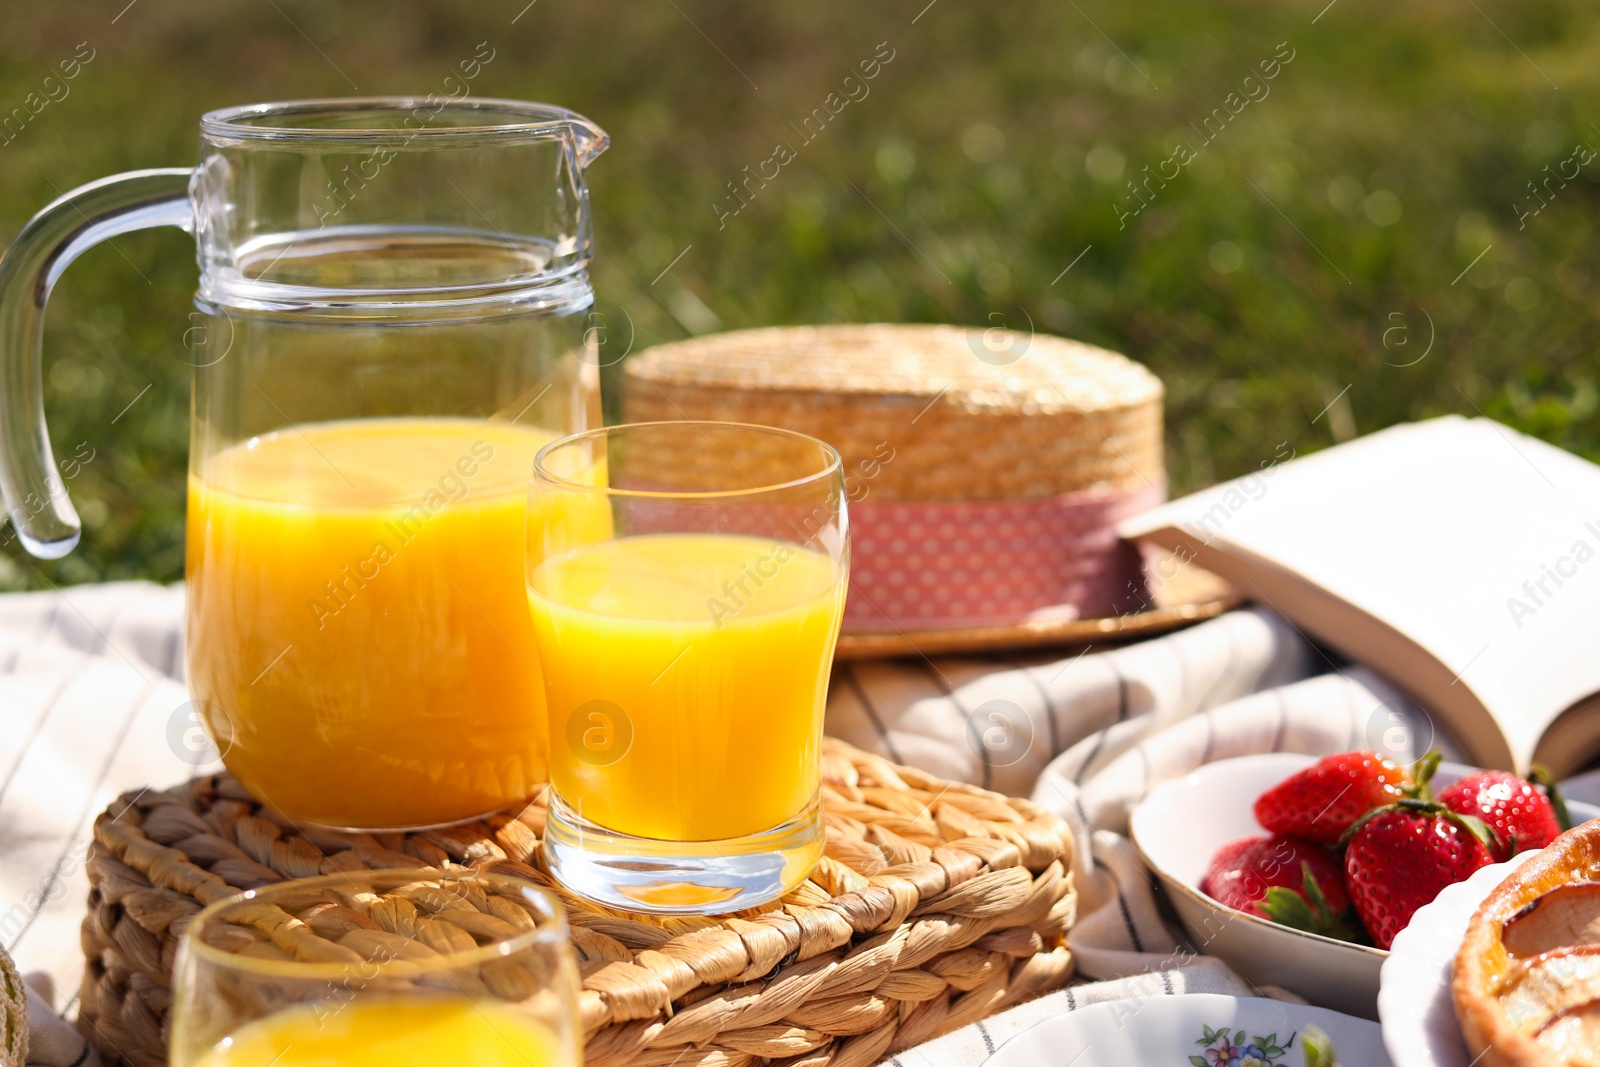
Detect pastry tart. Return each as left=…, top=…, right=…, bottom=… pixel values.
left=1453, top=821, right=1600, bottom=1066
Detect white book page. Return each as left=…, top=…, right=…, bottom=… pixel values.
left=1122, top=417, right=1600, bottom=765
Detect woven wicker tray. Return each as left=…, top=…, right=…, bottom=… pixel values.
left=78, top=739, right=1075, bottom=1067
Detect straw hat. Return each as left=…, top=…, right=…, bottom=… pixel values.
left=623, top=325, right=1220, bottom=652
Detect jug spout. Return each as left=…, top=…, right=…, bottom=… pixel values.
left=569, top=116, right=609, bottom=169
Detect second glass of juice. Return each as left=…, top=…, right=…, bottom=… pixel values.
left=168, top=868, right=581, bottom=1067
left=528, top=421, right=849, bottom=914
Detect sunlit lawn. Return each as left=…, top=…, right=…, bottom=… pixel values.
left=0, top=0, right=1596, bottom=588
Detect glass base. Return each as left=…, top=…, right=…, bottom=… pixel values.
left=300, top=802, right=524, bottom=835
left=543, top=793, right=825, bottom=915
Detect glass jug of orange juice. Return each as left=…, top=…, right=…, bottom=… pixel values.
left=0, top=99, right=608, bottom=830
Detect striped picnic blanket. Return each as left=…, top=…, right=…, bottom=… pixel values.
left=0, top=582, right=1530, bottom=1066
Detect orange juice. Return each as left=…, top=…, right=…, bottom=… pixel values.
left=186, top=417, right=554, bottom=829
left=527, top=533, right=846, bottom=841
left=186, top=996, right=573, bottom=1067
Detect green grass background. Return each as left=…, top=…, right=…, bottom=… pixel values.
left=0, top=0, right=1596, bottom=589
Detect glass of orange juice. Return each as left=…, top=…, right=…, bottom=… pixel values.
left=528, top=421, right=849, bottom=914
left=169, top=868, right=581, bottom=1067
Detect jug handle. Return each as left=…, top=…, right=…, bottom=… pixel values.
left=0, top=167, right=194, bottom=559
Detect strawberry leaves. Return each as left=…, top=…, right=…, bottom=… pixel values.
left=1301, top=1025, right=1342, bottom=1067
left=1527, top=764, right=1574, bottom=833
left=1338, top=750, right=1503, bottom=855
left=1258, top=863, right=1367, bottom=943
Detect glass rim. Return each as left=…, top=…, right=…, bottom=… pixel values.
left=200, top=96, right=605, bottom=146
left=181, top=867, right=567, bottom=979
left=533, top=420, right=844, bottom=500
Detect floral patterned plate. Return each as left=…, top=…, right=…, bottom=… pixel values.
left=985, top=994, right=1391, bottom=1067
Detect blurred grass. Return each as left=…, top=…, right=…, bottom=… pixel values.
left=0, top=0, right=1597, bottom=589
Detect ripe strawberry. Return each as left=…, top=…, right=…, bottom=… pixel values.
left=1202, top=835, right=1348, bottom=914
left=1436, top=767, right=1569, bottom=861
left=1200, top=834, right=1361, bottom=940
left=1341, top=752, right=1497, bottom=948
left=1254, top=750, right=1408, bottom=845
left=1344, top=807, right=1494, bottom=948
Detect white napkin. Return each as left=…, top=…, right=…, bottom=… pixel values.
left=826, top=606, right=1319, bottom=799
left=0, top=581, right=198, bottom=1064
left=825, top=607, right=1456, bottom=1062
left=22, top=978, right=100, bottom=1067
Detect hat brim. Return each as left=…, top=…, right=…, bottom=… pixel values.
left=834, top=557, right=1238, bottom=659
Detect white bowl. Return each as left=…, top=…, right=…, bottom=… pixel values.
left=988, top=993, right=1391, bottom=1067
left=1130, top=753, right=1385, bottom=1018
left=1128, top=753, right=1600, bottom=1020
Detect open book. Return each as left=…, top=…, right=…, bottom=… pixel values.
left=1119, top=416, right=1600, bottom=775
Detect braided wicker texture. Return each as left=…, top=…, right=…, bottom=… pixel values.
left=623, top=324, right=1164, bottom=502
left=78, top=739, right=1075, bottom=1067
left=0, top=942, right=26, bottom=1067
